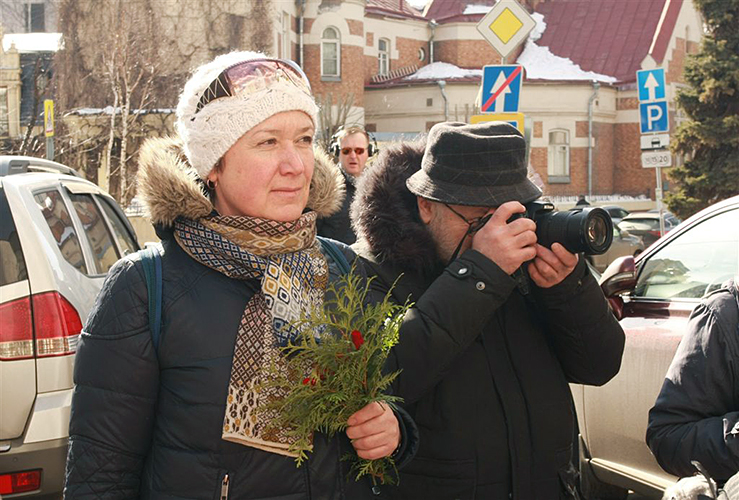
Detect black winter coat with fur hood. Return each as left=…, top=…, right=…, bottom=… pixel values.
left=647, top=279, right=739, bottom=481
left=351, top=140, right=626, bottom=500
left=63, top=138, right=415, bottom=500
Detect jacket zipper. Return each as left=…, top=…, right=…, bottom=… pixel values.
left=220, top=473, right=229, bottom=500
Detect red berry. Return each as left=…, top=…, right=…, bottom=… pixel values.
left=351, top=330, right=365, bottom=350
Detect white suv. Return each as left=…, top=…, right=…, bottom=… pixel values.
left=0, top=156, right=140, bottom=498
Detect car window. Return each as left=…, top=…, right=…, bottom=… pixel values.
left=621, top=218, right=658, bottom=231
left=68, top=193, right=121, bottom=274
left=634, top=208, right=738, bottom=299
left=34, top=189, right=88, bottom=274
left=97, top=196, right=138, bottom=257
left=0, top=188, right=28, bottom=286
left=609, top=208, right=628, bottom=219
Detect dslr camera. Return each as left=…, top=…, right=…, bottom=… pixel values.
left=511, top=200, right=613, bottom=255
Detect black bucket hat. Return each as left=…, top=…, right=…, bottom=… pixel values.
left=406, top=121, right=542, bottom=207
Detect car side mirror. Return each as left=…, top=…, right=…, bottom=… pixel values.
left=600, top=256, right=637, bottom=320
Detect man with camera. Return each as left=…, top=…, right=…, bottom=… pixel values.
left=351, top=121, right=625, bottom=499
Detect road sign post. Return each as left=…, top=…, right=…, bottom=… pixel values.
left=44, top=99, right=55, bottom=161
left=655, top=167, right=665, bottom=237
left=636, top=68, right=670, bottom=214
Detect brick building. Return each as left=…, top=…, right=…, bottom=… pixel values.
left=0, top=0, right=704, bottom=201
left=292, top=0, right=702, bottom=200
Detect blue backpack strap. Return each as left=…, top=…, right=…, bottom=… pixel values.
left=140, top=245, right=163, bottom=352
left=317, top=236, right=351, bottom=275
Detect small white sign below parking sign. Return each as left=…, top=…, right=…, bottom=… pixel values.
left=641, top=151, right=672, bottom=168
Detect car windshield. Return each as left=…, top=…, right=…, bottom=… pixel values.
left=634, top=208, right=739, bottom=299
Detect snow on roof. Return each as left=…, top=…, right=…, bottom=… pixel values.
left=517, top=13, right=617, bottom=83
left=2, top=33, right=62, bottom=53
left=405, top=61, right=482, bottom=80
left=463, top=4, right=492, bottom=15
left=68, top=107, right=175, bottom=116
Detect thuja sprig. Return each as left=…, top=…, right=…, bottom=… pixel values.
left=261, top=270, right=411, bottom=485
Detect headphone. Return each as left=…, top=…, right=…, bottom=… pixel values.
left=329, top=125, right=379, bottom=159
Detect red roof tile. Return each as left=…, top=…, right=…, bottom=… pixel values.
left=531, top=0, right=673, bottom=83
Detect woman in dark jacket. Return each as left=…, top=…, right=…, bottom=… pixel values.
left=64, top=51, right=414, bottom=500
left=647, top=278, right=739, bottom=483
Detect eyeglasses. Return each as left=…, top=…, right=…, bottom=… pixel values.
left=445, top=204, right=493, bottom=264
left=445, top=205, right=492, bottom=233
left=195, top=58, right=312, bottom=114
left=340, top=147, right=366, bottom=156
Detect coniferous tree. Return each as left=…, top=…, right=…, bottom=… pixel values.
left=665, top=0, right=739, bottom=219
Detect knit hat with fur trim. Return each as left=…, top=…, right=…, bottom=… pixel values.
left=176, top=51, right=320, bottom=178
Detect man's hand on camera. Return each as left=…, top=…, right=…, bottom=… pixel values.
left=471, top=201, right=537, bottom=275
left=527, top=242, right=578, bottom=288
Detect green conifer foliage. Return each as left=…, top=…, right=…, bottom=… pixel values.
left=666, top=0, right=739, bottom=219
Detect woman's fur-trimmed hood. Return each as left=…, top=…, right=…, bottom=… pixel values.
left=351, top=138, right=441, bottom=275
left=137, top=136, right=345, bottom=227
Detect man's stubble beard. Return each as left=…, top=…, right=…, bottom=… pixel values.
left=426, top=205, right=470, bottom=265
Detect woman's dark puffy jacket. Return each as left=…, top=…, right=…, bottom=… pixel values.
left=64, top=138, right=416, bottom=500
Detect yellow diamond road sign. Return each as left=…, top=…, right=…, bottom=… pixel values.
left=477, top=0, right=536, bottom=59
left=490, top=8, right=523, bottom=44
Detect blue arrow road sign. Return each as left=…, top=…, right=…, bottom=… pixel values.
left=481, top=65, right=523, bottom=113
left=640, top=101, right=669, bottom=134
left=637, top=69, right=666, bottom=102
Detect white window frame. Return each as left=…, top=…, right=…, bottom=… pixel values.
left=25, top=3, right=45, bottom=33
left=281, top=12, right=291, bottom=60
left=378, top=38, right=390, bottom=76
left=321, top=27, right=340, bottom=79
left=547, top=128, right=570, bottom=182
left=0, top=88, right=8, bottom=136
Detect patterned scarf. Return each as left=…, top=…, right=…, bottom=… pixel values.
left=174, top=211, right=327, bottom=456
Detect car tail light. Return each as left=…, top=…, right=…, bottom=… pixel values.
left=0, top=469, right=42, bottom=495
left=648, top=229, right=661, bottom=238
left=32, top=292, right=82, bottom=357
left=0, top=297, right=33, bottom=360
left=0, top=292, right=82, bottom=360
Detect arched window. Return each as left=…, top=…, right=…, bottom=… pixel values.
left=321, top=27, right=340, bottom=78
left=547, top=129, right=570, bottom=182
left=378, top=38, right=390, bottom=75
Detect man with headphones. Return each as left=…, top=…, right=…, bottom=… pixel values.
left=318, top=125, right=377, bottom=243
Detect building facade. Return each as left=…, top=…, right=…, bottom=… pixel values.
left=1, top=0, right=704, bottom=201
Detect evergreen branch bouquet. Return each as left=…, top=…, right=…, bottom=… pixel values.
left=261, top=270, right=410, bottom=485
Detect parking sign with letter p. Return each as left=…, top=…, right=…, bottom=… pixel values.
left=639, top=101, right=669, bottom=134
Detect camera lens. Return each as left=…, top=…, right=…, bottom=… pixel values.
left=534, top=206, right=613, bottom=255
left=587, top=215, right=608, bottom=248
